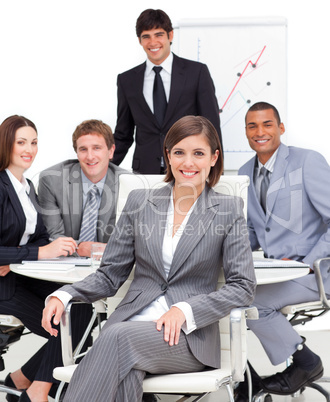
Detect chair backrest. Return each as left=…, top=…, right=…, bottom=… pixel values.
left=116, top=174, right=249, bottom=222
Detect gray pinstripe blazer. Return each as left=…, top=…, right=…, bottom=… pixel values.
left=60, top=184, right=256, bottom=368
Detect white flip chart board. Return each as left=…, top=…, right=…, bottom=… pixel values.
left=174, top=17, right=287, bottom=170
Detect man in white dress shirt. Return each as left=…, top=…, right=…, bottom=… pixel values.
left=112, top=8, right=223, bottom=174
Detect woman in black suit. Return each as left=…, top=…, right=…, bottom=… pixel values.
left=0, top=115, right=88, bottom=402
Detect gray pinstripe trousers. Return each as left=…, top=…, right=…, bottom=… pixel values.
left=63, top=321, right=205, bottom=402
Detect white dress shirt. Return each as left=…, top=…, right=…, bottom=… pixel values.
left=143, top=52, right=173, bottom=113
left=6, top=169, right=37, bottom=245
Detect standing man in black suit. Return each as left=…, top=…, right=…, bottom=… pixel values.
left=112, top=8, right=223, bottom=174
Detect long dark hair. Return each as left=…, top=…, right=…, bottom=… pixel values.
left=0, top=115, right=37, bottom=171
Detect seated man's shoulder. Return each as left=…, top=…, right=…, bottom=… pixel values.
left=287, top=146, right=327, bottom=168
left=108, top=162, right=130, bottom=175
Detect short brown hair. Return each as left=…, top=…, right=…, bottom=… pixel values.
left=136, top=9, right=173, bottom=38
left=0, top=115, right=37, bottom=171
left=163, top=116, right=223, bottom=187
left=72, top=119, right=114, bottom=152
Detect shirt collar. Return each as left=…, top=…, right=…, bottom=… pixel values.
left=6, top=168, right=30, bottom=194
left=145, top=51, right=173, bottom=76
left=80, top=169, right=106, bottom=196
left=257, top=148, right=279, bottom=175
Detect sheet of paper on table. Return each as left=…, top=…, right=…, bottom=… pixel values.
left=17, top=263, right=75, bottom=271
left=253, top=258, right=310, bottom=269
left=21, top=257, right=91, bottom=267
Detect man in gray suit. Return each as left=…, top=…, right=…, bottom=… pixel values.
left=237, top=102, right=330, bottom=399
left=38, top=119, right=127, bottom=257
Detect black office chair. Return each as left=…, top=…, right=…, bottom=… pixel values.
left=0, top=315, right=26, bottom=399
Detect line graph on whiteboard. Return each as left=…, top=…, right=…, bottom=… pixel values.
left=220, top=45, right=267, bottom=112
left=176, top=20, right=287, bottom=169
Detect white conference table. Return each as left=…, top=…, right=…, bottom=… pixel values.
left=10, top=259, right=310, bottom=285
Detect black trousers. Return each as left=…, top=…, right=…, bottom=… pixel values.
left=0, top=275, right=92, bottom=383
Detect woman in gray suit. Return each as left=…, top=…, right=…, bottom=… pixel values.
left=43, top=115, right=256, bottom=402
left=0, top=115, right=89, bottom=402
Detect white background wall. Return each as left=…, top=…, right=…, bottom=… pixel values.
left=0, top=0, right=329, bottom=180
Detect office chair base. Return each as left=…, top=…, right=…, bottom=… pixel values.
left=306, top=382, right=330, bottom=402
left=0, top=384, right=22, bottom=398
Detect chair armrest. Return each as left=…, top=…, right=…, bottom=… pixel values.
left=61, top=302, right=74, bottom=366
left=230, top=306, right=258, bottom=382
left=313, top=258, right=330, bottom=309
left=60, top=300, right=104, bottom=366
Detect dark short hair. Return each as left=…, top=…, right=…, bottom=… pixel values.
left=246, top=102, right=281, bottom=125
left=163, top=115, right=223, bottom=187
left=0, top=115, right=37, bottom=171
left=136, top=9, right=173, bottom=38
left=72, top=119, right=114, bottom=152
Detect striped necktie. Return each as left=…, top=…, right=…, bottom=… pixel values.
left=79, top=185, right=99, bottom=242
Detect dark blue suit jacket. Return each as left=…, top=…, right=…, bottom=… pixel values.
left=0, top=170, right=49, bottom=300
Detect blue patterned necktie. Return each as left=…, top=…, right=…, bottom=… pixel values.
left=79, top=185, right=99, bottom=242
left=153, top=66, right=167, bottom=126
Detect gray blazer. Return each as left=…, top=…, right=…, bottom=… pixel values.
left=239, top=143, right=330, bottom=292
left=38, top=159, right=127, bottom=243
left=60, top=184, right=256, bottom=368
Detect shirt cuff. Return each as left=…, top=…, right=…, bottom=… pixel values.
left=45, top=290, right=73, bottom=309
left=173, top=301, right=197, bottom=334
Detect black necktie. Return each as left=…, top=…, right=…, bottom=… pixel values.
left=153, top=66, right=167, bottom=126
left=260, top=167, right=270, bottom=213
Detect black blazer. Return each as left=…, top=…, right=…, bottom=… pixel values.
left=0, top=170, right=49, bottom=300
left=113, top=53, right=223, bottom=174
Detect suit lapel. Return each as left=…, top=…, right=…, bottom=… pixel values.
left=97, top=166, right=116, bottom=241
left=169, top=186, right=218, bottom=280
left=266, top=144, right=289, bottom=222
left=135, top=62, right=159, bottom=125
left=144, top=184, right=172, bottom=278
left=67, top=164, right=83, bottom=239
left=0, top=171, right=26, bottom=239
left=163, top=54, right=185, bottom=128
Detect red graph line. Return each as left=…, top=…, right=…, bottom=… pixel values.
left=221, top=45, right=266, bottom=111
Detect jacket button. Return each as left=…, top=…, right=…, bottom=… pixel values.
left=266, top=227, right=270, bottom=232
left=160, top=283, right=168, bottom=292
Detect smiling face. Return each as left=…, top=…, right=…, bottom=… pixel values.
left=245, top=108, right=285, bottom=165
left=139, top=28, right=173, bottom=65
left=8, top=126, right=38, bottom=179
left=76, top=133, right=115, bottom=183
left=167, top=134, right=219, bottom=195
